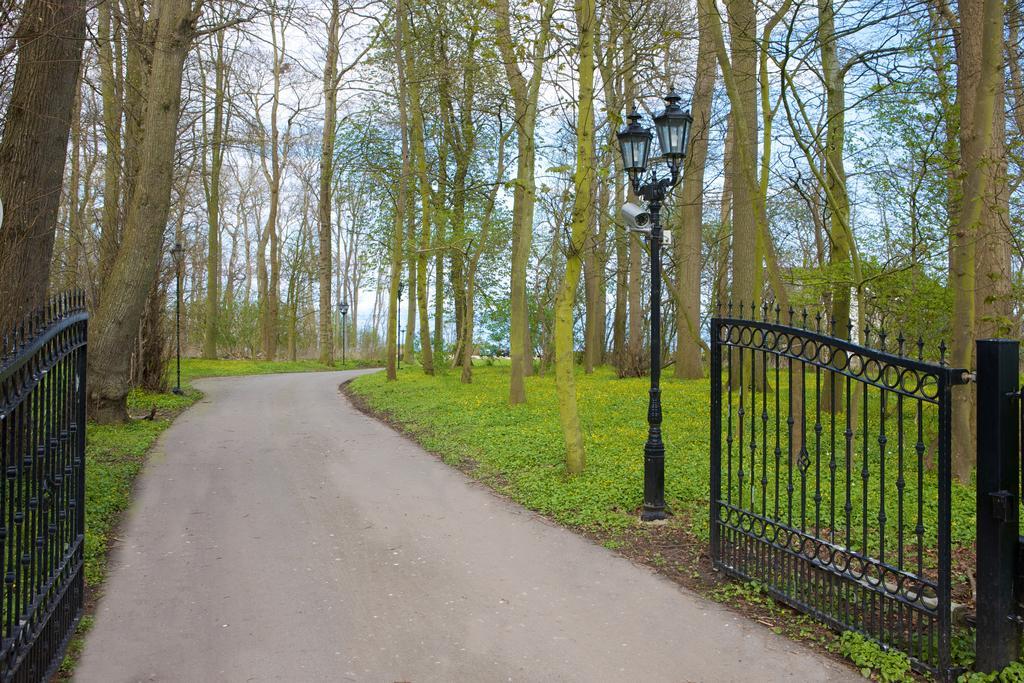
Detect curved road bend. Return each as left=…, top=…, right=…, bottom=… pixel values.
left=75, top=369, right=858, bottom=682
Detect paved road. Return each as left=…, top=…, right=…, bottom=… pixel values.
left=76, top=370, right=857, bottom=683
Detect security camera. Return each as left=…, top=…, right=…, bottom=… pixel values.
left=620, top=202, right=651, bottom=232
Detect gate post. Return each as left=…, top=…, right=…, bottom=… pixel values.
left=709, top=318, right=722, bottom=565
left=975, top=338, right=1020, bottom=672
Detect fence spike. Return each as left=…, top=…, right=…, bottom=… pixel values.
left=761, top=300, right=769, bottom=321
left=727, top=299, right=733, bottom=317
left=938, top=340, right=948, bottom=365
left=774, top=303, right=781, bottom=323
left=896, top=332, right=906, bottom=356
left=878, top=328, right=887, bottom=351
left=916, top=336, right=925, bottom=361
left=801, top=307, right=808, bottom=328
left=751, top=301, right=756, bottom=322
left=787, top=306, right=794, bottom=324
left=739, top=301, right=745, bottom=318
left=815, top=310, right=822, bottom=332
left=864, top=324, right=872, bottom=347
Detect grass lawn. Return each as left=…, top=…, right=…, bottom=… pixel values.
left=59, top=357, right=370, bottom=676
left=346, top=363, right=985, bottom=679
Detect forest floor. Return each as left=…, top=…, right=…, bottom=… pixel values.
left=345, top=364, right=987, bottom=681
left=58, top=357, right=376, bottom=678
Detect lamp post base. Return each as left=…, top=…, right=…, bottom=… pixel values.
left=640, top=505, right=669, bottom=522
left=172, top=387, right=184, bottom=396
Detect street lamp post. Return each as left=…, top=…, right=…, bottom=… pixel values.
left=338, top=301, right=349, bottom=365
left=397, top=281, right=404, bottom=370
left=170, top=241, right=185, bottom=396
left=615, top=90, right=692, bottom=521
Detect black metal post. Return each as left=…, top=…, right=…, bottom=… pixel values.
left=173, top=259, right=183, bottom=395
left=709, top=317, right=722, bottom=556
left=642, top=193, right=667, bottom=521
left=975, top=338, right=1021, bottom=672
left=341, top=312, right=347, bottom=365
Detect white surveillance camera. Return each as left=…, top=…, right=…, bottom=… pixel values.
left=620, top=202, right=650, bottom=231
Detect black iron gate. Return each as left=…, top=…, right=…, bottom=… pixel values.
left=710, top=305, right=968, bottom=678
left=0, top=294, right=88, bottom=682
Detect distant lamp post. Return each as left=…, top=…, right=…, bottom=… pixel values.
left=338, top=300, right=349, bottom=365
left=616, top=89, right=692, bottom=521
left=397, top=281, right=404, bottom=370
left=170, top=241, right=185, bottom=396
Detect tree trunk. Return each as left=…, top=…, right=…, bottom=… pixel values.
left=0, top=0, right=86, bottom=331
left=725, top=0, right=758, bottom=307
left=318, top=0, right=341, bottom=366
left=260, top=12, right=288, bottom=361
left=950, top=0, right=1005, bottom=482
left=817, top=0, right=854, bottom=411
left=202, top=27, right=227, bottom=360
left=408, top=60, right=435, bottom=375
left=554, top=0, right=595, bottom=475
left=582, top=189, right=600, bottom=374
left=713, top=115, right=733, bottom=309
left=673, top=0, right=716, bottom=380
left=496, top=0, right=556, bottom=404
left=96, top=0, right=122, bottom=294
left=388, top=0, right=412, bottom=379
left=89, top=0, right=197, bottom=423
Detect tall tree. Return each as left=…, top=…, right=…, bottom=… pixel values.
left=406, top=18, right=435, bottom=375
left=949, top=0, right=1007, bottom=481
left=200, top=20, right=230, bottom=359
left=672, top=1, right=716, bottom=379
left=387, top=0, right=413, bottom=381
left=724, top=0, right=759, bottom=307
left=0, top=0, right=87, bottom=331
left=89, top=0, right=202, bottom=423
left=256, top=7, right=292, bottom=361
left=318, top=0, right=342, bottom=365
left=495, top=0, right=557, bottom=404
left=553, top=0, right=596, bottom=474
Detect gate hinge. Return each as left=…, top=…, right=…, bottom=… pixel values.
left=990, top=490, right=1016, bottom=522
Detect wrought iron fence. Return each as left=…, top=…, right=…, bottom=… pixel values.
left=710, top=304, right=968, bottom=679
left=0, top=293, right=88, bottom=682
